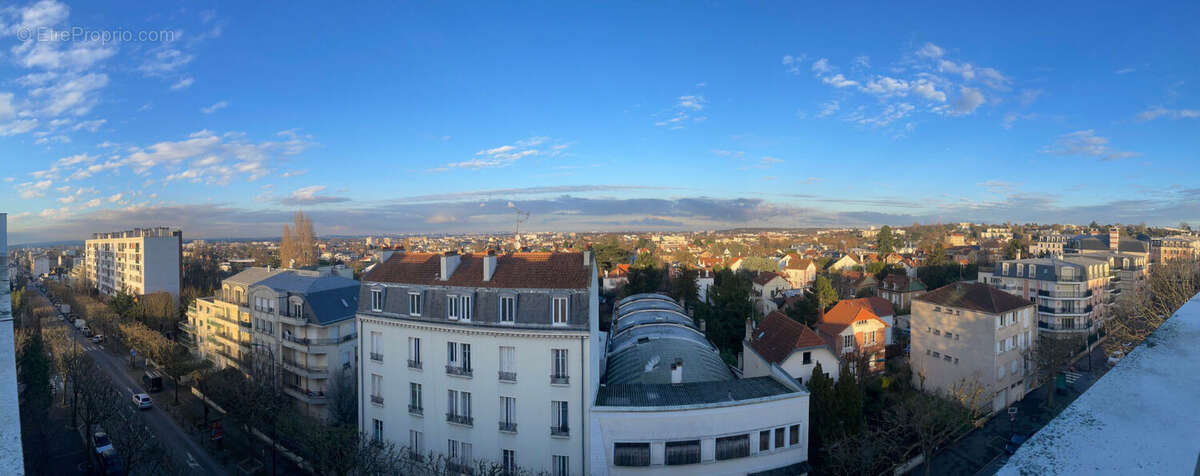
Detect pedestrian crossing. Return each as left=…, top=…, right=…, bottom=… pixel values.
left=1063, top=370, right=1083, bottom=385
left=81, top=343, right=104, bottom=352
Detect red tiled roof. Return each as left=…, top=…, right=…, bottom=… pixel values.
left=363, top=252, right=590, bottom=289
left=753, top=272, right=787, bottom=285
left=821, top=297, right=895, bottom=328
left=749, top=311, right=829, bottom=364
left=785, top=258, right=814, bottom=270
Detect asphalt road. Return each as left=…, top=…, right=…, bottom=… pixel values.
left=32, top=282, right=225, bottom=475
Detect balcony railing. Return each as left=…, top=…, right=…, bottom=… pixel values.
left=370, top=395, right=384, bottom=405
left=550, top=425, right=570, bottom=437
left=408, top=359, right=422, bottom=370
left=498, top=421, right=517, bottom=433
left=498, top=371, right=517, bottom=382
left=282, top=358, right=328, bottom=374
left=370, top=352, right=384, bottom=363
left=1038, top=305, right=1093, bottom=315
left=284, top=383, right=327, bottom=401
left=550, top=374, right=569, bottom=385
left=446, top=413, right=473, bottom=426
left=408, top=405, right=423, bottom=415
left=283, top=333, right=357, bottom=347
left=1038, top=289, right=1092, bottom=299
left=446, top=365, right=472, bottom=378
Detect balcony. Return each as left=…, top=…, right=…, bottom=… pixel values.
left=282, top=333, right=356, bottom=351
left=550, top=374, right=569, bottom=385
left=370, top=352, right=384, bottom=363
left=281, top=358, right=328, bottom=377
left=370, top=394, right=384, bottom=406
left=1038, top=289, right=1092, bottom=299
left=1038, top=305, right=1093, bottom=316
left=284, top=383, right=328, bottom=404
left=498, top=421, right=517, bottom=433
left=446, top=365, right=472, bottom=378
left=407, top=359, right=422, bottom=370
left=550, top=425, right=570, bottom=437
left=446, top=413, right=473, bottom=427
left=408, top=405, right=423, bottom=416
left=498, top=371, right=517, bottom=382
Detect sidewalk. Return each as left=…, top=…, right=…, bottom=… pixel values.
left=909, top=344, right=1108, bottom=476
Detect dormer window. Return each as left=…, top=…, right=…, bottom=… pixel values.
left=291, top=301, right=303, bottom=318
left=370, top=289, right=384, bottom=312
left=552, top=297, right=569, bottom=326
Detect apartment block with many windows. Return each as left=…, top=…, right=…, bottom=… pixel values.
left=83, top=227, right=181, bottom=297
left=357, top=251, right=601, bottom=476
left=977, top=256, right=1112, bottom=339
left=911, top=282, right=1038, bottom=414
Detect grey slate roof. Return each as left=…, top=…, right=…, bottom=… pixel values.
left=225, top=267, right=285, bottom=287
left=606, top=295, right=732, bottom=386
left=256, top=272, right=360, bottom=325
left=595, top=376, right=792, bottom=407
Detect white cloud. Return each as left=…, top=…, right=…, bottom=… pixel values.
left=949, top=87, right=985, bottom=115
left=84, top=198, right=101, bottom=208
left=812, top=58, right=833, bottom=74
left=71, top=118, right=105, bottom=132
left=1041, top=129, right=1140, bottom=161
left=17, top=179, right=53, bottom=199
left=781, top=54, right=807, bottom=74
left=916, top=43, right=944, bottom=59
left=654, top=93, right=707, bottom=129
left=107, top=193, right=122, bottom=203
left=938, top=59, right=975, bottom=80
left=911, top=79, right=947, bottom=102
left=817, top=100, right=840, bottom=118
left=854, top=56, right=870, bottom=68
left=1115, top=67, right=1136, bottom=74
left=170, top=77, right=195, bottom=90
left=446, top=137, right=568, bottom=169
left=1136, top=107, right=1200, bottom=121
left=276, top=185, right=351, bottom=205
left=822, top=74, right=858, bottom=88
left=138, top=43, right=193, bottom=76
left=29, top=72, right=109, bottom=116
left=861, top=76, right=909, bottom=97
left=200, top=101, right=228, bottom=114
left=677, top=95, right=705, bottom=111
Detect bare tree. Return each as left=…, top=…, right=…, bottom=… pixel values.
left=327, top=366, right=358, bottom=427
left=280, top=211, right=318, bottom=268
left=888, top=383, right=978, bottom=476
left=1034, top=335, right=1076, bottom=408
left=105, top=406, right=171, bottom=475
left=76, top=359, right=123, bottom=446
left=1105, top=258, right=1200, bottom=356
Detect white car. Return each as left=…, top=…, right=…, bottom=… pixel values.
left=132, top=393, right=153, bottom=410
left=92, top=430, right=113, bottom=454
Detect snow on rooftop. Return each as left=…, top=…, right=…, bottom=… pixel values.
left=999, top=291, right=1200, bottom=475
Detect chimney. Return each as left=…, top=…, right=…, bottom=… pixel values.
left=583, top=245, right=592, bottom=267
left=744, top=318, right=753, bottom=342
left=670, top=359, right=684, bottom=384
left=483, top=249, right=498, bottom=281
left=1109, top=226, right=1120, bottom=252
left=440, top=251, right=461, bottom=281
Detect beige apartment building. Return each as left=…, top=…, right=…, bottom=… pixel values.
left=83, top=227, right=182, bottom=297
left=977, top=256, right=1112, bottom=340
left=911, top=282, right=1037, bottom=414
left=184, top=266, right=360, bottom=420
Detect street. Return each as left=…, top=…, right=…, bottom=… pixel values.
left=32, top=283, right=225, bottom=475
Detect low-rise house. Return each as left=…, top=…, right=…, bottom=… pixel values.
left=815, top=297, right=893, bottom=372
left=780, top=255, right=817, bottom=289
left=910, top=282, right=1037, bottom=413
left=826, top=254, right=860, bottom=272
left=877, top=274, right=927, bottom=311
left=752, top=272, right=790, bottom=300
left=603, top=264, right=631, bottom=292
left=744, top=312, right=839, bottom=385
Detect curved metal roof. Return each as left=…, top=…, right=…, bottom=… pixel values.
left=605, top=293, right=733, bottom=385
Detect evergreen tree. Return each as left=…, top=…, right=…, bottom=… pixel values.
left=876, top=225, right=895, bottom=254
left=834, top=363, right=863, bottom=435
left=807, top=361, right=837, bottom=448
left=693, top=269, right=753, bottom=364
left=814, top=275, right=839, bottom=312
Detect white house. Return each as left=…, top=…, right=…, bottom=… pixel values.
left=743, top=311, right=839, bottom=385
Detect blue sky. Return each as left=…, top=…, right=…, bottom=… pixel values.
left=1, top=1, right=1198, bottom=243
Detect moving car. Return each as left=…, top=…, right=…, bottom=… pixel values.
left=141, top=371, right=163, bottom=393
left=91, top=430, right=112, bottom=454
left=131, top=393, right=153, bottom=410
left=91, top=335, right=105, bottom=344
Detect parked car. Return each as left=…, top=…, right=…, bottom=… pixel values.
left=91, top=429, right=113, bottom=454
left=1004, top=433, right=1030, bottom=455
left=98, top=448, right=126, bottom=475
left=141, top=371, right=163, bottom=393
left=131, top=393, right=153, bottom=410
left=91, top=335, right=105, bottom=344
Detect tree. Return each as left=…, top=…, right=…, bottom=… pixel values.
left=739, top=257, right=779, bottom=273
left=925, top=242, right=948, bottom=267
left=814, top=275, right=839, bottom=313
left=886, top=390, right=974, bottom=476
left=668, top=267, right=699, bottom=310
left=1034, top=335, right=1076, bottom=408
left=76, top=359, right=123, bottom=444
left=807, top=361, right=838, bottom=460
left=693, top=269, right=753, bottom=364
left=833, top=364, right=863, bottom=435
left=327, top=366, right=358, bottom=427
left=106, top=406, right=172, bottom=475
left=107, top=290, right=136, bottom=318
left=622, top=266, right=665, bottom=297
left=1105, top=257, right=1200, bottom=356
left=1003, top=238, right=1025, bottom=260
left=876, top=226, right=895, bottom=254
left=281, top=211, right=318, bottom=268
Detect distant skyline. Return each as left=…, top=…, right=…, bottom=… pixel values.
left=2, top=1, right=1198, bottom=244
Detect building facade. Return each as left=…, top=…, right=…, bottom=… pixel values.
left=743, top=311, right=839, bottom=385
left=978, top=257, right=1113, bottom=339
left=83, top=227, right=182, bottom=297
left=185, top=266, right=359, bottom=420
left=0, top=214, right=26, bottom=473
left=1150, top=235, right=1200, bottom=264
left=357, top=251, right=601, bottom=476
left=591, top=294, right=809, bottom=476
left=877, top=274, right=927, bottom=311
left=1030, top=234, right=1069, bottom=258
left=911, top=282, right=1037, bottom=414
left=816, top=297, right=893, bottom=373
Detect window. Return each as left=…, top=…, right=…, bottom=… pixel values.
left=802, top=351, right=812, bottom=365
left=460, top=295, right=472, bottom=321
left=774, top=427, right=785, bottom=448
left=502, top=450, right=516, bottom=474
left=867, top=330, right=877, bottom=344
left=1012, top=360, right=1020, bottom=375
left=408, top=292, right=422, bottom=316
left=370, top=374, right=383, bottom=405
left=408, top=337, right=421, bottom=368
left=789, top=425, right=800, bottom=445
left=448, top=389, right=458, bottom=416
left=291, top=301, right=303, bottom=318
left=448, top=439, right=471, bottom=465
left=500, top=296, right=516, bottom=323
left=665, top=440, right=701, bottom=465
left=551, top=401, right=569, bottom=435
left=499, top=346, right=516, bottom=381
left=552, top=297, right=569, bottom=325
left=373, top=419, right=383, bottom=441
left=409, top=430, right=424, bottom=456
left=448, top=295, right=460, bottom=320
left=614, top=443, right=651, bottom=467
left=842, top=334, right=853, bottom=348
left=716, top=434, right=751, bottom=460
left=998, top=365, right=1006, bottom=378
left=552, top=455, right=568, bottom=476
left=461, top=343, right=472, bottom=372
left=447, top=342, right=458, bottom=365
left=409, top=383, right=422, bottom=413
left=551, top=349, right=569, bottom=384
left=370, top=331, right=382, bottom=362
left=759, top=430, right=771, bottom=451
left=370, top=289, right=383, bottom=311
left=500, top=396, right=517, bottom=431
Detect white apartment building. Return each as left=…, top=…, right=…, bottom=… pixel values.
left=1030, top=234, right=1069, bottom=257
left=978, top=256, right=1112, bottom=339
left=911, top=282, right=1038, bottom=414
left=84, top=227, right=182, bottom=297
left=357, top=251, right=601, bottom=476
left=185, top=266, right=359, bottom=420
left=591, top=294, right=810, bottom=475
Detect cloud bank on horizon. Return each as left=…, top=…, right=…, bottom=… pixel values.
left=1, top=1, right=1197, bottom=243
